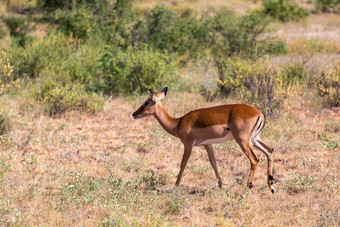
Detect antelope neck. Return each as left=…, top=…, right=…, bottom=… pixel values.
left=154, top=104, right=180, bottom=138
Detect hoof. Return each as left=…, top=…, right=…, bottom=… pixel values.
left=248, top=182, right=253, bottom=189
left=271, top=186, right=275, bottom=194
left=218, top=181, right=223, bottom=189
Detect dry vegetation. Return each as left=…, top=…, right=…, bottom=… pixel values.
left=0, top=90, right=339, bottom=226
left=0, top=0, right=340, bottom=226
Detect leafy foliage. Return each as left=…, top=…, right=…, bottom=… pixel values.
left=0, top=51, right=18, bottom=96
left=217, top=58, right=295, bottom=118
left=9, top=31, right=77, bottom=79
left=50, top=0, right=134, bottom=42
left=99, top=47, right=178, bottom=94
left=316, top=64, right=340, bottom=107
left=314, top=0, right=340, bottom=13
left=211, top=9, right=286, bottom=58
left=0, top=25, right=7, bottom=39
left=131, top=6, right=198, bottom=55
left=34, top=80, right=104, bottom=116
left=2, top=17, right=33, bottom=46
left=3, top=17, right=31, bottom=38
left=263, top=0, right=310, bottom=22
left=53, top=7, right=95, bottom=40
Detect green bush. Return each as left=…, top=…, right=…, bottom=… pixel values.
left=37, top=0, right=78, bottom=10
left=49, top=0, right=134, bottom=44
left=53, top=7, right=95, bottom=40
left=0, top=25, right=6, bottom=39
left=0, top=113, right=11, bottom=136
left=314, top=0, right=340, bottom=13
left=263, top=0, right=310, bottom=22
left=9, top=30, right=102, bottom=87
left=34, top=80, right=104, bottom=116
left=282, top=63, right=308, bottom=86
left=131, top=6, right=198, bottom=55
left=211, top=9, right=282, bottom=57
left=2, top=16, right=33, bottom=46
left=3, top=17, right=31, bottom=38
left=9, top=31, right=77, bottom=79
left=99, top=47, right=178, bottom=94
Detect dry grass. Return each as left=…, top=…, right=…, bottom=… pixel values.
left=275, top=13, right=340, bottom=49
left=0, top=90, right=339, bottom=226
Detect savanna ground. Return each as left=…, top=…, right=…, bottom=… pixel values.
left=0, top=0, right=340, bottom=226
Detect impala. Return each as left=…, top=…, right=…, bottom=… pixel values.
left=132, top=87, right=275, bottom=193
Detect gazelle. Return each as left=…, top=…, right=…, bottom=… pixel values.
left=132, top=87, right=275, bottom=193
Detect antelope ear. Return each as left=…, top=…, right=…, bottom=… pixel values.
left=149, top=89, right=157, bottom=102
left=148, top=89, right=154, bottom=98
left=157, top=87, right=168, bottom=99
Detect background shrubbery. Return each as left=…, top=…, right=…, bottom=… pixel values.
left=0, top=51, right=17, bottom=96
left=316, top=64, right=340, bottom=107
left=314, top=0, right=340, bottom=13
left=34, top=79, right=104, bottom=116
left=216, top=58, right=295, bottom=118
left=99, top=47, right=178, bottom=94
left=0, top=0, right=338, bottom=118
left=262, top=0, right=310, bottom=22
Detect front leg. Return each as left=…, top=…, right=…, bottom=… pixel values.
left=204, top=144, right=223, bottom=188
left=175, top=144, right=193, bottom=187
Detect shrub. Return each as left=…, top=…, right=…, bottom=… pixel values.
left=0, top=113, right=11, bottom=136
left=37, top=0, right=76, bottom=10
left=99, top=47, right=178, bottom=94
left=282, top=62, right=308, bottom=86
left=279, top=55, right=330, bottom=91
left=2, top=16, right=33, bottom=46
left=316, top=65, right=340, bottom=107
left=314, top=0, right=340, bottom=13
left=49, top=0, right=134, bottom=44
left=211, top=9, right=281, bottom=57
left=9, top=31, right=78, bottom=79
left=0, top=51, right=18, bottom=96
left=34, top=80, right=104, bottom=116
left=263, top=0, right=310, bottom=22
left=131, top=6, right=198, bottom=55
left=3, top=17, right=30, bottom=38
left=53, top=8, right=95, bottom=40
left=217, top=58, right=294, bottom=118
left=0, top=25, right=7, bottom=39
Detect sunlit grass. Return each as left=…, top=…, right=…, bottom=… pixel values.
left=0, top=90, right=339, bottom=225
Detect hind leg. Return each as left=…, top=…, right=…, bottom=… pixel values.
left=253, top=136, right=275, bottom=193
left=233, top=138, right=259, bottom=189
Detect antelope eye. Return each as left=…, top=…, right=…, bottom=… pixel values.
left=144, top=101, right=149, bottom=106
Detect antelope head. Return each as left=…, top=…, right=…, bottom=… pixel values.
left=132, top=87, right=168, bottom=119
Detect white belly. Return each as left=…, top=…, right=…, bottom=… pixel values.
left=195, top=133, right=234, bottom=146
